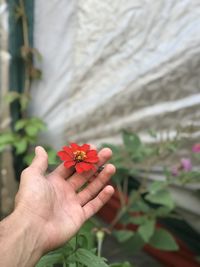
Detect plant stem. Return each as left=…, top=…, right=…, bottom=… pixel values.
left=109, top=206, right=127, bottom=230
left=19, top=0, right=31, bottom=96
left=123, top=177, right=128, bottom=202
left=109, top=182, right=145, bottom=230
left=75, top=235, right=79, bottom=267
left=97, top=239, right=102, bottom=257
left=117, top=183, right=126, bottom=207
left=20, top=0, right=29, bottom=47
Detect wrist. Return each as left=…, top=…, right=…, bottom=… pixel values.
left=0, top=207, right=46, bottom=267
left=14, top=205, right=48, bottom=253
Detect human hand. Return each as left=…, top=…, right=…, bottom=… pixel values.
left=14, top=146, right=115, bottom=253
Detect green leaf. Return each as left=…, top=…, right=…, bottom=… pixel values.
left=145, top=189, right=174, bottom=209
left=101, top=143, right=124, bottom=167
left=122, top=131, right=141, bottom=154
left=37, top=242, right=74, bottom=267
left=14, top=138, right=28, bottom=154
left=138, top=219, right=155, bottom=242
left=166, top=142, right=177, bottom=152
left=120, top=212, right=135, bottom=224
left=25, top=125, right=40, bottom=137
left=46, top=148, right=60, bottom=165
left=14, top=119, right=27, bottom=131
left=148, top=129, right=157, bottom=138
left=129, top=216, right=147, bottom=225
left=0, top=132, right=15, bottom=145
left=54, top=242, right=74, bottom=258
left=23, top=152, right=35, bottom=165
left=143, top=146, right=156, bottom=157
left=30, top=117, right=46, bottom=129
left=129, top=199, right=150, bottom=213
left=149, top=228, right=179, bottom=251
left=30, top=117, right=41, bottom=125
left=121, top=232, right=145, bottom=253
left=68, top=248, right=109, bottom=267
left=110, top=262, right=135, bottom=267
left=113, top=230, right=134, bottom=243
left=154, top=206, right=172, bottom=217
left=20, top=94, right=30, bottom=111
left=101, top=143, right=121, bottom=154
left=149, top=181, right=168, bottom=194
left=36, top=252, right=63, bottom=267
left=76, top=220, right=97, bottom=250
left=4, top=92, right=20, bottom=104
left=0, top=145, right=8, bottom=152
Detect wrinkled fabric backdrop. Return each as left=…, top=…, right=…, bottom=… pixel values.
left=30, top=0, right=200, bottom=149
left=1, top=0, right=200, bottom=230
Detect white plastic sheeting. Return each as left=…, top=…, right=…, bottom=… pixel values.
left=30, top=0, right=200, bottom=149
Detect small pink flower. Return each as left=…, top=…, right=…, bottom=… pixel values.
left=180, top=158, right=192, bottom=172
left=192, top=144, right=200, bottom=153
left=171, top=158, right=192, bottom=176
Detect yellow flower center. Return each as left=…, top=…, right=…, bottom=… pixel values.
left=73, top=150, right=87, bottom=162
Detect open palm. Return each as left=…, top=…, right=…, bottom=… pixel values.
left=15, top=146, right=115, bottom=252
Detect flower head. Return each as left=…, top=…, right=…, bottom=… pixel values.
left=192, top=143, right=200, bottom=153
left=57, top=143, right=99, bottom=173
left=171, top=158, right=192, bottom=176
left=180, top=158, right=192, bottom=171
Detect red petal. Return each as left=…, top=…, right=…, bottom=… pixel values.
left=86, top=150, right=99, bottom=163
left=86, top=150, right=98, bottom=157
left=62, top=146, right=74, bottom=157
left=57, top=151, right=73, bottom=162
left=75, top=163, right=84, bottom=173
left=64, top=161, right=75, bottom=168
left=57, top=151, right=69, bottom=161
left=70, top=143, right=81, bottom=152
left=85, top=157, right=99, bottom=163
left=76, top=162, right=93, bottom=173
left=80, top=144, right=90, bottom=152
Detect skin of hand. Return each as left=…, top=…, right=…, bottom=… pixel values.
left=0, top=146, right=115, bottom=267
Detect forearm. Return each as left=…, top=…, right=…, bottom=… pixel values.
left=0, top=209, right=45, bottom=267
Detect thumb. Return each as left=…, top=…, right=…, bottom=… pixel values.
left=30, top=146, right=48, bottom=174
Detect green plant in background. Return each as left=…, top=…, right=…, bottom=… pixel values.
left=0, top=0, right=58, bottom=168
left=102, top=130, right=200, bottom=253
left=36, top=221, right=135, bottom=267
left=0, top=92, right=58, bottom=167
left=0, top=92, right=58, bottom=165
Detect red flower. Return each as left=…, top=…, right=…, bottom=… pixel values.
left=57, top=143, right=99, bottom=173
